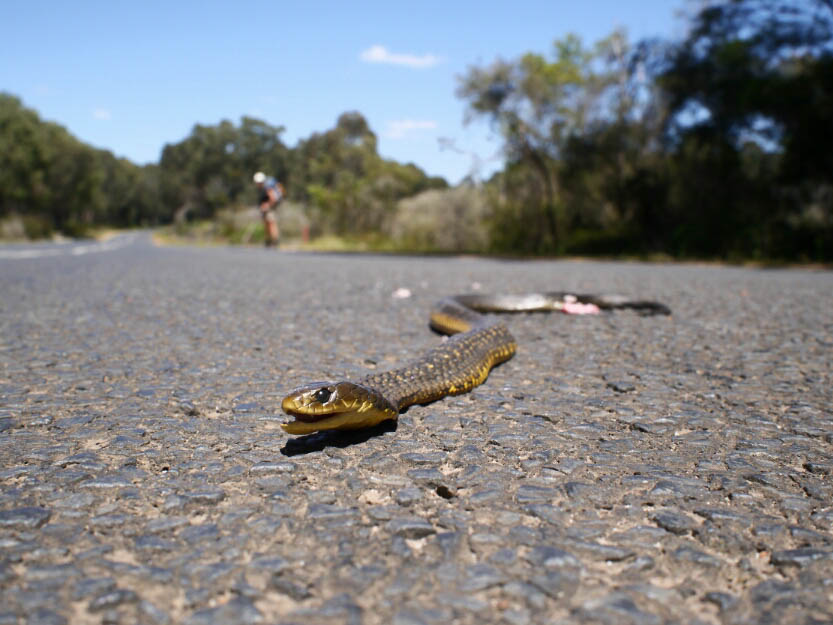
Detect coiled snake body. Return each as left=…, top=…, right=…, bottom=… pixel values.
left=280, top=293, right=670, bottom=435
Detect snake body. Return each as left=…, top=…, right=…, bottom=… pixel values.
left=280, top=292, right=670, bottom=435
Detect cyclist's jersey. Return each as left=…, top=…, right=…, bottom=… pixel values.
left=259, top=177, right=283, bottom=205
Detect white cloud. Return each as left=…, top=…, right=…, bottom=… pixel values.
left=385, top=119, right=437, bottom=139
left=92, top=108, right=112, bottom=121
left=360, top=45, right=441, bottom=69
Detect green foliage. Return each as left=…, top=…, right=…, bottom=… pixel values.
left=0, top=96, right=445, bottom=242
left=656, top=0, right=833, bottom=259
left=387, top=186, right=489, bottom=252
left=159, top=117, right=289, bottom=221
left=291, top=112, right=446, bottom=236
left=457, top=2, right=833, bottom=261
left=458, top=30, right=643, bottom=253
left=5, top=2, right=832, bottom=262
left=0, top=93, right=162, bottom=236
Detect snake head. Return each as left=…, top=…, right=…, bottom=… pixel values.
left=280, top=381, right=398, bottom=435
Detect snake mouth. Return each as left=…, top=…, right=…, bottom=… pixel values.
left=280, top=394, right=337, bottom=423
left=280, top=395, right=354, bottom=433
left=280, top=411, right=365, bottom=435
left=281, top=408, right=329, bottom=423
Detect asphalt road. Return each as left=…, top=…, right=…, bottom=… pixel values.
left=1, top=233, right=832, bottom=625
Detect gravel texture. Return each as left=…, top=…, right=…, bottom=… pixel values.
left=1, top=233, right=832, bottom=624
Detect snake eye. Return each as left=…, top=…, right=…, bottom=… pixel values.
left=312, top=388, right=332, bottom=403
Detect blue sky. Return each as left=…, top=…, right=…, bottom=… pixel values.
left=3, top=1, right=688, bottom=184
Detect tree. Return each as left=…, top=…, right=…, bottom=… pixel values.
left=458, top=35, right=591, bottom=250
left=458, top=31, right=660, bottom=253
left=659, top=0, right=833, bottom=258
left=292, top=112, right=446, bottom=235
left=1, top=93, right=164, bottom=235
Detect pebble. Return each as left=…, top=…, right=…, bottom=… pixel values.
left=0, top=507, right=51, bottom=529
left=88, top=588, right=140, bottom=612
left=388, top=517, right=436, bottom=538
left=652, top=510, right=698, bottom=535
left=771, top=547, right=831, bottom=568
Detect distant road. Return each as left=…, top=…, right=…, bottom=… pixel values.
left=0, top=231, right=143, bottom=260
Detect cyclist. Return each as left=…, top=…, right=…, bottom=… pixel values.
left=253, top=171, right=284, bottom=247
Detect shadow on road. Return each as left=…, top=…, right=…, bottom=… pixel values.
left=280, top=420, right=398, bottom=456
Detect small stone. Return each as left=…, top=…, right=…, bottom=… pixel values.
left=436, top=531, right=464, bottom=559
left=693, top=508, right=745, bottom=523
left=401, top=452, right=446, bottom=465
left=183, top=489, right=226, bottom=506
left=564, top=481, right=594, bottom=498
left=72, top=578, right=117, bottom=600
left=0, top=506, right=51, bottom=529
left=249, top=461, right=296, bottom=475
left=185, top=596, right=262, bottom=625
left=146, top=516, right=189, bottom=534
left=88, top=588, right=140, bottom=612
left=180, top=523, right=219, bottom=544
left=502, top=608, right=531, bottom=625
left=407, top=468, right=455, bottom=494
left=750, top=580, right=794, bottom=604
left=529, top=570, right=580, bottom=600
left=392, top=610, right=429, bottom=625
left=703, top=591, right=737, bottom=612
left=90, top=514, right=130, bottom=528
left=306, top=504, right=356, bottom=521
left=580, top=593, right=660, bottom=625
left=436, top=592, right=489, bottom=612
left=607, top=381, right=636, bottom=393
left=653, top=511, right=697, bottom=535
left=568, top=541, right=635, bottom=562
left=624, top=556, right=655, bottom=573
left=508, top=525, right=543, bottom=545
left=135, top=535, right=176, bottom=552
left=395, top=487, right=422, bottom=506
left=770, top=547, right=830, bottom=568
left=270, top=576, right=311, bottom=600
left=515, top=485, right=558, bottom=504
left=525, top=545, right=581, bottom=569
left=139, top=600, right=171, bottom=625
left=24, top=563, right=78, bottom=582
left=249, top=556, right=289, bottom=574
left=803, top=461, right=833, bottom=475
left=672, top=546, right=723, bottom=568
left=80, top=475, right=132, bottom=490
left=388, top=517, right=436, bottom=538
left=0, top=563, right=14, bottom=585
left=460, top=563, right=505, bottom=591
left=469, top=488, right=501, bottom=504
left=26, top=608, right=67, bottom=625
left=367, top=505, right=396, bottom=521
left=524, top=504, right=564, bottom=525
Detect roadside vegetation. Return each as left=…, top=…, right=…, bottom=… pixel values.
left=2, top=0, right=831, bottom=261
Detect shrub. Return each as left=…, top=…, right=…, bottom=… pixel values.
left=388, top=186, right=489, bottom=253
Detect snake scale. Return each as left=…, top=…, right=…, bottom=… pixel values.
left=280, top=292, right=671, bottom=435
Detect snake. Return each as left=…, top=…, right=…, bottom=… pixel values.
left=280, top=292, right=671, bottom=435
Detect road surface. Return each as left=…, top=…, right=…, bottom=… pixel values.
left=1, top=233, right=832, bottom=624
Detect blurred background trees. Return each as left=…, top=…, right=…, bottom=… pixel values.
left=2, top=0, right=831, bottom=260
left=0, top=94, right=162, bottom=237
left=457, top=0, right=833, bottom=260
